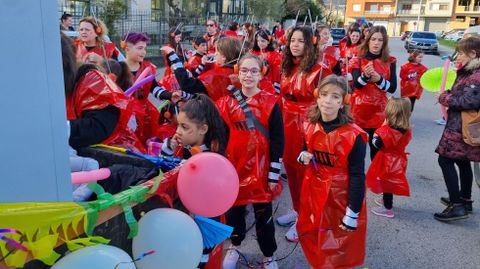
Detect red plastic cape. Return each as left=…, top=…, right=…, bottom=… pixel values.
left=366, top=125, right=412, bottom=196
left=198, top=66, right=240, bottom=101
left=216, top=91, right=282, bottom=205
left=75, top=41, right=119, bottom=62
left=66, top=70, right=146, bottom=153
left=350, top=56, right=396, bottom=128
left=298, top=121, right=368, bottom=269
left=400, top=62, right=428, bottom=99
left=280, top=64, right=331, bottom=211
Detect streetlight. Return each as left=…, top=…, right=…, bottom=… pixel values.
left=416, top=0, right=423, bottom=31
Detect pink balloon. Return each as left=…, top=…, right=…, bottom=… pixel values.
left=134, top=66, right=152, bottom=85
left=71, top=168, right=111, bottom=184
left=177, top=153, right=239, bottom=217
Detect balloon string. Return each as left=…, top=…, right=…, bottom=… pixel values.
left=113, top=250, right=155, bottom=269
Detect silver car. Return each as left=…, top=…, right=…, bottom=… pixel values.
left=404, top=31, right=439, bottom=55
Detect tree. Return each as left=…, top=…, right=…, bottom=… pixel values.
left=247, top=0, right=285, bottom=23
left=91, top=0, right=128, bottom=39
left=284, top=0, right=323, bottom=25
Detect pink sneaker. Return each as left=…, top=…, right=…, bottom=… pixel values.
left=371, top=206, right=394, bottom=218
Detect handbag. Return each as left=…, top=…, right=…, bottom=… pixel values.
left=462, top=109, right=480, bottom=146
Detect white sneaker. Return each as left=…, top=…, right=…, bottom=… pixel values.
left=434, top=118, right=446, bottom=125
left=222, top=246, right=239, bottom=269
left=262, top=257, right=278, bottom=269
left=276, top=210, right=297, bottom=227
left=285, top=221, right=299, bottom=242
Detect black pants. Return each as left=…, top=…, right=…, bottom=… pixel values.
left=383, top=193, right=393, bottom=209
left=409, top=97, right=416, bottom=112
left=438, top=155, right=473, bottom=203
left=227, top=202, right=277, bottom=257
left=364, top=128, right=379, bottom=161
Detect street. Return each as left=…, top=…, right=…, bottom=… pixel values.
left=231, top=38, right=480, bottom=269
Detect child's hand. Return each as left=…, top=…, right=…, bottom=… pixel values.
left=268, top=182, right=278, bottom=192
left=339, top=223, right=356, bottom=232
left=297, top=151, right=313, bottom=165
left=169, top=135, right=180, bottom=151
left=370, top=71, right=381, bottom=83
left=160, top=46, right=175, bottom=54
left=171, top=91, right=182, bottom=103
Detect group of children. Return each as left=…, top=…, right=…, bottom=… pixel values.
left=62, top=15, right=433, bottom=269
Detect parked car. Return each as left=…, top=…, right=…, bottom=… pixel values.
left=401, top=31, right=411, bottom=41
left=464, top=25, right=480, bottom=38
left=62, top=30, right=126, bottom=61
left=404, top=31, right=439, bottom=54
left=441, top=29, right=465, bottom=39
left=444, top=31, right=465, bottom=41
left=330, top=28, right=346, bottom=46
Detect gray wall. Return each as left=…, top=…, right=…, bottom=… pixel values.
left=0, top=0, right=71, bottom=202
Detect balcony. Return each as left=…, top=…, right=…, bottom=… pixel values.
left=397, top=9, right=421, bottom=16
left=364, top=9, right=394, bottom=18
left=456, top=5, right=480, bottom=13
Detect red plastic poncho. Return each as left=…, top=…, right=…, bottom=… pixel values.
left=216, top=91, right=282, bottom=206
left=186, top=54, right=203, bottom=72
left=66, top=69, right=146, bottom=153
left=280, top=64, right=331, bottom=211
left=400, top=62, right=428, bottom=99
left=204, top=32, right=221, bottom=54
left=75, top=41, right=119, bottom=63
left=366, top=125, right=412, bottom=196
left=198, top=66, right=240, bottom=101
left=350, top=56, right=396, bottom=129
left=317, top=46, right=339, bottom=71
left=339, top=43, right=359, bottom=78
left=129, top=61, right=164, bottom=144
left=298, top=121, right=368, bottom=269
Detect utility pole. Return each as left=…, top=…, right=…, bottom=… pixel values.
left=416, top=0, right=423, bottom=31
left=335, top=0, right=339, bottom=28
left=393, top=0, right=399, bottom=36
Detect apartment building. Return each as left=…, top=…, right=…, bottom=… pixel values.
left=345, top=0, right=397, bottom=35
left=449, top=0, right=480, bottom=30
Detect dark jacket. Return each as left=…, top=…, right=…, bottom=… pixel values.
left=435, top=58, right=480, bottom=161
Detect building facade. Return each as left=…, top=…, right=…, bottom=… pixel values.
left=449, top=0, right=480, bottom=30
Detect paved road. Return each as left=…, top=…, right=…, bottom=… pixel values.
left=229, top=38, right=480, bottom=269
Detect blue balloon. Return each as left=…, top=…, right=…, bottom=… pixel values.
left=132, top=208, right=203, bottom=269
left=52, top=245, right=136, bottom=269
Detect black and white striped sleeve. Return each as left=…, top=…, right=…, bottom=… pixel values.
left=166, top=52, right=208, bottom=94
left=192, top=64, right=206, bottom=77
left=352, top=68, right=369, bottom=89
left=160, top=137, right=174, bottom=157
left=267, top=103, right=284, bottom=183
left=273, top=81, right=281, bottom=95
left=375, top=62, right=397, bottom=94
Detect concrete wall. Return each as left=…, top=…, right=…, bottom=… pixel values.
left=0, top=0, right=71, bottom=202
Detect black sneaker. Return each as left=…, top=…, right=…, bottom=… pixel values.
left=440, top=197, right=473, bottom=213
left=434, top=203, right=469, bottom=222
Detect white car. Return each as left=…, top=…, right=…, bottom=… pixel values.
left=444, top=31, right=464, bottom=41
left=464, top=25, right=480, bottom=38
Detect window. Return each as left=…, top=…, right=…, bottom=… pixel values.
left=151, top=0, right=163, bottom=22
left=455, top=16, right=466, bottom=22
left=383, top=5, right=391, bottom=12
left=430, top=3, right=439, bottom=10
left=370, top=4, right=378, bottom=11
left=402, top=4, right=412, bottom=10
left=439, top=4, right=449, bottom=10
left=459, top=0, right=470, bottom=6
left=353, top=4, right=361, bottom=12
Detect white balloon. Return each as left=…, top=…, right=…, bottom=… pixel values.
left=52, top=245, right=136, bottom=269
left=133, top=208, right=203, bottom=269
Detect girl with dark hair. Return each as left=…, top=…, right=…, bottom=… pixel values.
left=340, top=27, right=362, bottom=84
left=434, top=36, right=480, bottom=222
left=251, top=29, right=282, bottom=94
left=297, top=74, right=367, bottom=269
left=316, top=24, right=341, bottom=75
left=400, top=50, right=428, bottom=111
left=350, top=25, right=397, bottom=160
left=367, top=97, right=413, bottom=218
left=75, top=16, right=120, bottom=63
left=160, top=94, right=227, bottom=269
left=60, top=12, right=74, bottom=31
left=223, top=21, right=239, bottom=38
left=160, top=36, right=242, bottom=101
left=277, top=26, right=332, bottom=242
left=161, top=27, right=186, bottom=91
left=216, top=54, right=284, bottom=269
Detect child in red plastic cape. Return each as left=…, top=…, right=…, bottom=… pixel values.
left=159, top=94, right=228, bottom=269
left=400, top=50, right=428, bottom=112
left=277, top=26, right=332, bottom=242
left=316, top=24, right=342, bottom=75
left=296, top=75, right=368, bottom=269
left=160, top=37, right=241, bottom=102
left=367, top=97, right=413, bottom=218
left=250, top=29, right=282, bottom=94
left=75, top=17, right=120, bottom=63
left=216, top=54, right=284, bottom=269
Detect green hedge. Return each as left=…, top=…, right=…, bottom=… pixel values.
left=438, top=38, right=458, bottom=48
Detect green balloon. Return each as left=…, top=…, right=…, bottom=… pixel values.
left=420, top=67, right=457, bottom=93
